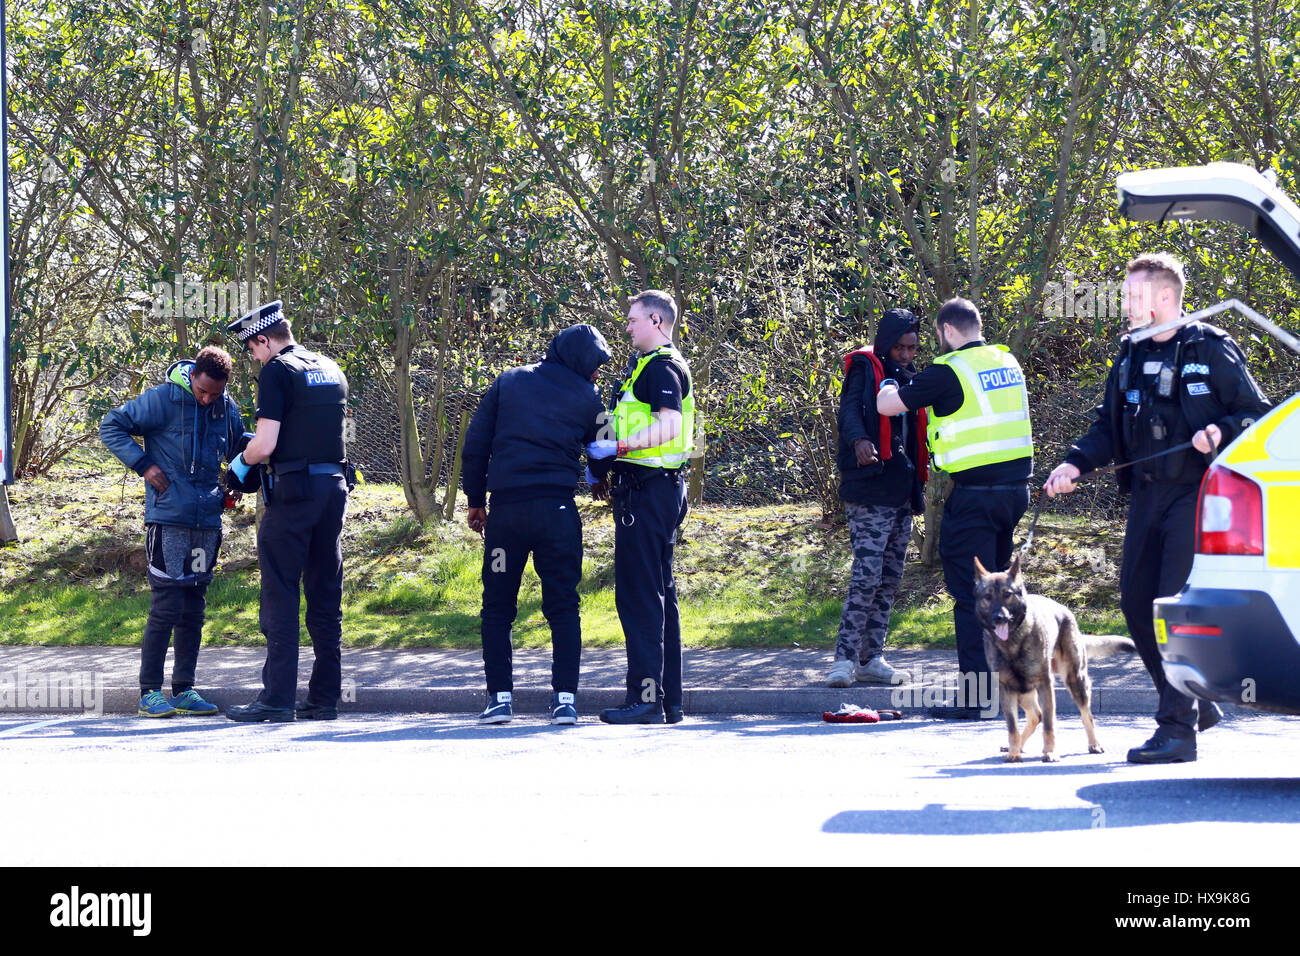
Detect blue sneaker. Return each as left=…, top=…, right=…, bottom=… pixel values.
left=170, top=689, right=219, bottom=716
left=479, top=691, right=512, bottom=724
left=551, top=692, right=577, bottom=726
left=138, top=690, right=177, bottom=718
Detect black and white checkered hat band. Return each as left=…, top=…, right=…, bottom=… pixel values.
left=231, top=302, right=284, bottom=341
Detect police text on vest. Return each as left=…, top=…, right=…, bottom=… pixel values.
left=977, top=367, right=1024, bottom=391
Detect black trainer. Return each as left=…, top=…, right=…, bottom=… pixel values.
left=665, top=704, right=684, bottom=724
left=479, top=691, right=513, bottom=724
left=599, top=701, right=665, bottom=725
left=1127, top=731, right=1197, bottom=764
left=551, top=692, right=577, bottom=726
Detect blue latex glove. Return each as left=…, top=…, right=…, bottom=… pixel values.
left=585, top=466, right=599, bottom=486
left=586, top=439, right=618, bottom=460
left=228, top=453, right=252, bottom=482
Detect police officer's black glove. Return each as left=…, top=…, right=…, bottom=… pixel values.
left=224, top=460, right=263, bottom=494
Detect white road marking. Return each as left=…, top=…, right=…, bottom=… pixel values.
left=0, top=716, right=78, bottom=738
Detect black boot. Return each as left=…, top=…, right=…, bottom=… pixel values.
left=1127, top=730, right=1197, bottom=764
left=227, top=700, right=295, bottom=723
left=295, top=700, right=338, bottom=720
left=1198, top=702, right=1223, bottom=732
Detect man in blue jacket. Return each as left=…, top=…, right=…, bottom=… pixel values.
left=461, top=324, right=612, bottom=725
left=100, top=346, right=247, bottom=717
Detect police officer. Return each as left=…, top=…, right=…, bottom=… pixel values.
left=587, top=290, right=694, bottom=725
left=877, top=297, right=1033, bottom=719
left=224, top=301, right=351, bottom=722
left=461, top=324, right=612, bottom=725
left=1045, top=253, right=1270, bottom=763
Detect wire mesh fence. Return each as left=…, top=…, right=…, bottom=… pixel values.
left=35, top=320, right=1300, bottom=523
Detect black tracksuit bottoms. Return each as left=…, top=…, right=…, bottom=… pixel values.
left=480, top=494, right=584, bottom=695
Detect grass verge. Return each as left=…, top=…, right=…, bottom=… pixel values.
left=0, top=456, right=1128, bottom=649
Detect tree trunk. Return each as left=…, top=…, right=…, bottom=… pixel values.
left=0, top=484, right=18, bottom=544
left=394, top=328, right=440, bottom=523
left=442, top=407, right=472, bottom=521
left=919, top=472, right=952, bottom=567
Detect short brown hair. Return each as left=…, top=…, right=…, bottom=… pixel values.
left=629, top=289, right=678, bottom=327
left=194, top=345, right=233, bottom=382
left=258, top=319, right=293, bottom=343
left=1126, top=252, right=1186, bottom=298
left=936, top=297, right=981, bottom=334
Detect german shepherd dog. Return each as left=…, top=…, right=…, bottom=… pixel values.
left=974, top=554, right=1136, bottom=762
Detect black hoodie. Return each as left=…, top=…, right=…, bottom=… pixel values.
left=837, top=308, right=925, bottom=511
left=462, top=324, right=612, bottom=506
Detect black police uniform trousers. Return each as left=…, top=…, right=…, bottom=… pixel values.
left=940, top=481, right=1030, bottom=703
left=1120, top=478, right=1201, bottom=738
left=480, top=494, right=583, bottom=695
left=613, top=468, right=688, bottom=707
left=257, top=472, right=348, bottom=710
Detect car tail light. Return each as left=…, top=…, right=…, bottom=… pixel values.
left=1196, top=465, right=1263, bottom=555
left=1169, top=624, right=1223, bottom=636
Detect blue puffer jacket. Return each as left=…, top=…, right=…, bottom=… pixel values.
left=100, top=360, right=247, bottom=529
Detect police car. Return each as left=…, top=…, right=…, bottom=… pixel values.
left=1116, top=162, right=1300, bottom=714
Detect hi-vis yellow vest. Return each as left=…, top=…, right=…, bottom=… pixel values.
left=926, top=345, right=1033, bottom=472
left=614, top=345, right=695, bottom=468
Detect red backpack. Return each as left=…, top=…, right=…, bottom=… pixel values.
left=842, top=349, right=929, bottom=482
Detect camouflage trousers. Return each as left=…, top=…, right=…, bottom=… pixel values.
left=834, top=503, right=912, bottom=664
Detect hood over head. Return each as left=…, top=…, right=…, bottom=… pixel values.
left=544, top=323, right=612, bottom=379
left=873, top=308, right=921, bottom=358
left=167, top=360, right=197, bottom=397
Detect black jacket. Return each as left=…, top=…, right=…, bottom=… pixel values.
left=837, top=309, right=925, bottom=511
left=462, top=324, right=612, bottom=507
left=1064, top=321, right=1271, bottom=493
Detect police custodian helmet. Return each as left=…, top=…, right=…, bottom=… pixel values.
left=226, top=300, right=285, bottom=342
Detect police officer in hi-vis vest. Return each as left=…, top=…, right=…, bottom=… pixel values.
left=877, top=297, right=1033, bottom=718
left=586, top=290, right=695, bottom=724
left=223, top=301, right=351, bottom=722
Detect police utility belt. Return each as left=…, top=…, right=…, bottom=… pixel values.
left=271, top=459, right=345, bottom=478
left=262, top=458, right=356, bottom=502
left=609, top=463, right=685, bottom=494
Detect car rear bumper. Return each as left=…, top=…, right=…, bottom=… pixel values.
left=1154, top=588, right=1300, bottom=714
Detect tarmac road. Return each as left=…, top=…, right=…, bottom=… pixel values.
left=2, top=711, right=1298, bottom=866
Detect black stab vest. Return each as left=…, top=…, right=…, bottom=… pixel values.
left=266, top=346, right=348, bottom=467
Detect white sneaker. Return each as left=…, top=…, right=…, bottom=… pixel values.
left=855, top=656, right=907, bottom=684
left=826, top=659, right=854, bottom=688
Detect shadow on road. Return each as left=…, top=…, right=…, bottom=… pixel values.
left=823, top=777, right=1300, bottom=834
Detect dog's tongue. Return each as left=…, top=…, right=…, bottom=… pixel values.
left=995, top=622, right=1010, bottom=642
